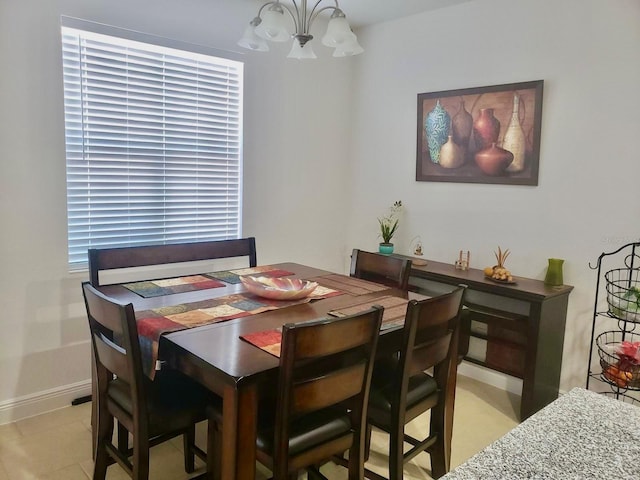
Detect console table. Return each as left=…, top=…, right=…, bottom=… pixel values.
left=404, top=257, right=573, bottom=420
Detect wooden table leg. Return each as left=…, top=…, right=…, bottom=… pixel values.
left=221, top=383, right=257, bottom=480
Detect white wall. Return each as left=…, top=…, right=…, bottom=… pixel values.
left=0, top=0, right=354, bottom=421
left=345, top=0, right=640, bottom=390
left=1, top=0, right=638, bottom=422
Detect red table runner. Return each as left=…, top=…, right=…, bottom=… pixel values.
left=241, top=295, right=409, bottom=357
left=136, top=282, right=340, bottom=378
left=135, top=273, right=396, bottom=377
left=123, top=266, right=295, bottom=298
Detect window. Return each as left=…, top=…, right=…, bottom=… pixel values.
left=61, top=21, right=243, bottom=270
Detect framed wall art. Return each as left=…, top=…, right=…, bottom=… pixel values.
left=416, top=80, right=543, bottom=186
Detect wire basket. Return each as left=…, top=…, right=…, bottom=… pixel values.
left=601, top=391, right=640, bottom=406
left=596, top=330, right=640, bottom=389
left=605, top=268, right=640, bottom=323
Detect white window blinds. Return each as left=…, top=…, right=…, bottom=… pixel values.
left=61, top=25, right=243, bottom=270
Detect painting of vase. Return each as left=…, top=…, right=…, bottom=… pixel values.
left=451, top=99, right=473, bottom=152
left=425, top=100, right=450, bottom=163
left=473, top=108, right=500, bottom=151
left=503, top=94, right=527, bottom=172
left=416, top=80, right=544, bottom=186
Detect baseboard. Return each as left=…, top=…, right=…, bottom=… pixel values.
left=458, top=361, right=523, bottom=396
left=0, top=364, right=543, bottom=426
left=0, top=380, right=91, bottom=425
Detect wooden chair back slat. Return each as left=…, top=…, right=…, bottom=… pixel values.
left=408, top=333, right=453, bottom=378
left=93, top=334, right=133, bottom=384
left=350, top=249, right=411, bottom=290
left=89, top=237, right=257, bottom=286
left=291, top=316, right=379, bottom=359
left=292, top=363, right=367, bottom=415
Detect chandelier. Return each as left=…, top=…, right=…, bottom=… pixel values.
left=238, top=0, right=363, bottom=59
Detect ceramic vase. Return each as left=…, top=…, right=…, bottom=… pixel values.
left=473, top=108, right=500, bottom=151
left=474, top=142, right=513, bottom=176
left=379, top=243, right=394, bottom=255
left=425, top=100, right=450, bottom=163
left=451, top=99, right=473, bottom=150
left=544, top=258, right=564, bottom=286
left=503, top=94, right=526, bottom=172
left=439, top=135, right=465, bottom=169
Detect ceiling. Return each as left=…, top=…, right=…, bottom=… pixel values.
left=242, top=0, right=476, bottom=28
left=340, top=0, right=474, bottom=27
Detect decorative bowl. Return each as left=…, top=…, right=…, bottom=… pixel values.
left=240, top=276, right=318, bottom=300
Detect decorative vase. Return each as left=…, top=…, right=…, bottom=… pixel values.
left=544, top=258, right=564, bottom=286
left=379, top=243, right=394, bottom=255
left=474, top=142, right=513, bottom=176
left=503, top=94, right=526, bottom=172
left=439, top=135, right=465, bottom=169
left=451, top=99, right=473, bottom=150
left=473, top=108, right=501, bottom=152
left=425, top=100, right=450, bottom=163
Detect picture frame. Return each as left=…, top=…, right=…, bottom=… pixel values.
left=416, top=80, right=543, bottom=186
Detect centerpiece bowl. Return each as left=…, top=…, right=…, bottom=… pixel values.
left=240, top=276, right=318, bottom=300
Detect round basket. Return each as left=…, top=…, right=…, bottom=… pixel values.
left=596, top=330, right=640, bottom=389
left=605, top=268, right=640, bottom=323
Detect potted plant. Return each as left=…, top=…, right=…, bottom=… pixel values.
left=378, top=200, right=402, bottom=254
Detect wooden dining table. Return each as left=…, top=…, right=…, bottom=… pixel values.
left=97, top=262, right=415, bottom=480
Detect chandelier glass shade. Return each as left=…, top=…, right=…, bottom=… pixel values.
left=238, top=1, right=363, bottom=60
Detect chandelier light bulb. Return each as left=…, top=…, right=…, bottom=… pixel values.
left=237, top=21, right=269, bottom=51
left=238, top=1, right=363, bottom=59
left=287, top=36, right=317, bottom=59
left=321, top=11, right=355, bottom=47
left=254, top=5, right=290, bottom=42
left=333, top=35, right=364, bottom=57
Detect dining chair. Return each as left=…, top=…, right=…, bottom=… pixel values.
left=88, top=237, right=257, bottom=286
left=365, top=285, right=466, bottom=480
left=82, top=282, right=220, bottom=479
left=253, top=306, right=384, bottom=480
left=350, top=249, right=412, bottom=290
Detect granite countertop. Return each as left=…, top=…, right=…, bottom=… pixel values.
left=443, top=388, right=640, bottom=479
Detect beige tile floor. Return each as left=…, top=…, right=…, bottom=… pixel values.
left=0, top=375, right=519, bottom=479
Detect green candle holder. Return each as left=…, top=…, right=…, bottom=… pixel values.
left=544, top=258, right=564, bottom=286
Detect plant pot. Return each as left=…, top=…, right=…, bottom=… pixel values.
left=379, top=243, right=394, bottom=255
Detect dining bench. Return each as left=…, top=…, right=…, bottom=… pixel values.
left=88, top=237, right=257, bottom=286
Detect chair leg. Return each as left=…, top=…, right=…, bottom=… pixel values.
left=132, top=434, right=150, bottom=480
left=183, top=426, right=196, bottom=473
left=93, top=412, right=113, bottom=480
left=93, top=437, right=110, bottom=480
left=388, top=421, right=405, bottom=480
left=429, top=403, right=448, bottom=479
left=117, top=421, right=129, bottom=454
left=429, top=437, right=447, bottom=480
left=364, top=423, right=372, bottom=461
left=348, top=445, right=365, bottom=480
